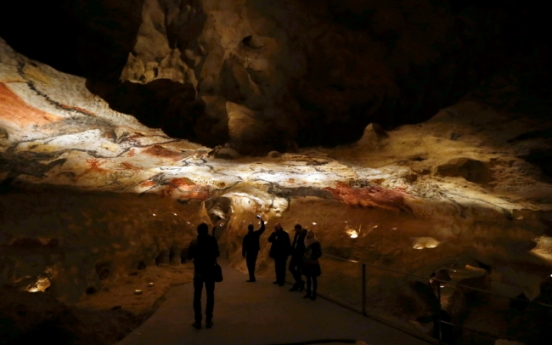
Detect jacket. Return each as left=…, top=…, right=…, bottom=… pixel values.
left=290, top=229, right=307, bottom=260
left=187, top=233, right=220, bottom=278
left=242, top=221, right=266, bottom=257
left=268, top=229, right=291, bottom=259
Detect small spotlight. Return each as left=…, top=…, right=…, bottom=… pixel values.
left=173, top=213, right=177, bottom=216
left=153, top=214, right=156, bottom=217
left=346, top=229, right=358, bottom=238
left=27, top=277, right=51, bottom=293
left=440, top=285, right=444, bottom=288
left=187, top=222, right=190, bottom=224
left=312, top=222, right=317, bottom=225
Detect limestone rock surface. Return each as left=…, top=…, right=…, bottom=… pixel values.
left=1, top=14, right=552, bottom=342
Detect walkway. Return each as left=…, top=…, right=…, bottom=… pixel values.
left=116, top=262, right=430, bottom=345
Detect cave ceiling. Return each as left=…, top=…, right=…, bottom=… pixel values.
left=0, top=0, right=549, bottom=154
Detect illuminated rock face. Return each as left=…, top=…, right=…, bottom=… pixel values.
left=2, top=36, right=552, bottom=298
left=1, top=2, right=552, bottom=341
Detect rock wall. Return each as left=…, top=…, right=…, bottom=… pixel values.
left=0, top=185, right=208, bottom=303
left=1, top=16, right=552, bottom=343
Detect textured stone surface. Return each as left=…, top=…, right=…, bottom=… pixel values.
left=1, top=22, right=552, bottom=343
left=2, top=36, right=552, bottom=286
left=3, top=0, right=549, bottom=154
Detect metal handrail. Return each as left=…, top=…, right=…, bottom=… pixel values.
left=322, top=254, right=552, bottom=308
left=320, top=253, right=552, bottom=345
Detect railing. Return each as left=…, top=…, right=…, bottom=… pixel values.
left=316, top=254, right=552, bottom=345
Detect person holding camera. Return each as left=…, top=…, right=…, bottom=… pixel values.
left=242, top=215, right=266, bottom=282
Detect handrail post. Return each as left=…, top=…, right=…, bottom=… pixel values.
left=362, top=263, right=367, bottom=316
left=437, top=282, right=442, bottom=345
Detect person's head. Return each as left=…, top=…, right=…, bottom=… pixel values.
left=197, top=222, right=209, bottom=236
left=274, top=223, right=282, bottom=231
left=294, top=224, right=302, bottom=232
left=303, top=229, right=317, bottom=246
left=247, top=223, right=254, bottom=232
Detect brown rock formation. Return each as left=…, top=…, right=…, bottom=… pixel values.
left=1, top=1, right=552, bottom=343
left=2, top=0, right=549, bottom=154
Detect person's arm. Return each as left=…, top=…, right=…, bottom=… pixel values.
left=256, top=219, right=266, bottom=234
left=268, top=232, right=276, bottom=242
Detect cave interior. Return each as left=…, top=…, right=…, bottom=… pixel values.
left=1, top=0, right=552, bottom=344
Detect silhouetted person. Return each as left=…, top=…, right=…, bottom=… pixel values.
left=289, top=224, right=307, bottom=291
left=242, top=216, right=266, bottom=282
left=302, top=230, right=322, bottom=300
left=187, top=222, right=220, bottom=329
left=268, top=223, right=291, bottom=286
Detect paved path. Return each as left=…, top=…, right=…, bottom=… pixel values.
left=116, top=262, right=430, bottom=345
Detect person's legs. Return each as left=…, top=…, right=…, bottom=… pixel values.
left=193, top=278, right=204, bottom=327
left=273, top=259, right=279, bottom=283
left=246, top=253, right=257, bottom=281
left=276, top=257, right=286, bottom=285
left=311, top=276, right=318, bottom=300
left=304, top=275, right=312, bottom=298
left=205, top=279, right=215, bottom=327
left=288, top=257, right=302, bottom=290
left=296, top=263, right=304, bottom=290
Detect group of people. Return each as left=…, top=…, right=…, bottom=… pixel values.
left=187, top=217, right=322, bottom=330
left=262, top=222, right=322, bottom=300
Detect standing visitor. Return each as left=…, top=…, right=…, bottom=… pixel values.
left=242, top=215, right=266, bottom=282
left=302, top=229, right=322, bottom=300
left=268, top=223, right=291, bottom=286
left=187, top=222, right=220, bottom=329
left=289, top=224, right=307, bottom=291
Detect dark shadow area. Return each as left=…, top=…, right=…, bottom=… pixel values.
left=0, top=0, right=144, bottom=84
left=155, top=250, right=170, bottom=266
left=86, top=79, right=232, bottom=148
left=0, top=1, right=82, bottom=76
left=522, top=149, right=552, bottom=180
